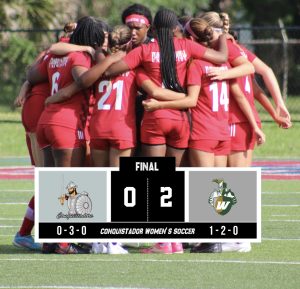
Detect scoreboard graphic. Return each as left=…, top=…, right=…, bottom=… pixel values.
left=35, top=157, right=261, bottom=243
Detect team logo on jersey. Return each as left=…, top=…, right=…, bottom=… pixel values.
left=208, top=179, right=237, bottom=215
left=57, top=181, right=93, bottom=219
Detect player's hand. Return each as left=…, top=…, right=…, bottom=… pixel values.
left=85, top=46, right=96, bottom=60
left=110, top=51, right=126, bottom=62
left=207, top=67, right=225, bottom=81
left=276, top=103, right=291, bottom=122
left=255, top=127, right=266, bottom=146
left=275, top=114, right=292, bottom=129
left=14, top=94, right=26, bottom=107
left=142, top=98, right=162, bottom=111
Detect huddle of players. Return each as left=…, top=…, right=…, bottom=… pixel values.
left=14, top=4, right=291, bottom=254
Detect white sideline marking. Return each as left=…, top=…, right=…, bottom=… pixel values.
left=0, top=189, right=33, bottom=192
left=262, top=204, right=300, bottom=207
left=272, top=214, right=300, bottom=217
left=0, top=202, right=27, bottom=205
left=0, top=225, right=19, bottom=228
left=263, top=191, right=300, bottom=194
left=268, top=220, right=300, bottom=222
left=263, top=238, right=300, bottom=241
left=0, top=286, right=161, bottom=289
left=0, top=218, right=22, bottom=220
left=0, top=285, right=151, bottom=289
left=0, top=258, right=299, bottom=265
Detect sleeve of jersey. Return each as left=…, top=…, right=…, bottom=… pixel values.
left=71, top=52, right=92, bottom=68
left=135, top=67, right=150, bottom=87
left=37, top=55, right=50, bottom=77
left=227, top=40, right=242, bottom=63
left=188, top=40, right=207, bottom=59
left=242, top=46, right=257, bottom=62
left=123, top=46, right=143, bottom=70
left=186, top=61, right=202, bottom=86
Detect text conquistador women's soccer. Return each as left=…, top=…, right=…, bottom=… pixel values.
left=100, top=228, right=143, bottom=235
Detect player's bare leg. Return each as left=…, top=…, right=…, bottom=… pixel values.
left=189, top=149, right=215, bottom=167
left=42, top=146, right=55, bottom=167
left=109, top=148, right=133, bottom=167
left=214, top=155, right=227, bottom=167
left=166, top=146, right=185, bottom=167
left=142, top=144, right=166, bottom=157
left=53, top=147, right=85, bottom=167
left=91, top=149, right=109, bottom=167
left=27, top=132, right=44, bottom=167
left=228, top=151, right=248, bottom=167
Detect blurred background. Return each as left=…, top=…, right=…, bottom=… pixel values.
left=0, top=0, right=299, bottom=121
left=0, top=0, right=299, bottom=165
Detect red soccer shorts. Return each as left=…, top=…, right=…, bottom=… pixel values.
left=189, top=139, right=231, bottom=155
left=141, top=117, right=190, bottom=149
left=22, top=94, right=47, bottom=133
left=36, top=124, right=85, bottom=149
left=229, top=122, right=261, bottom=152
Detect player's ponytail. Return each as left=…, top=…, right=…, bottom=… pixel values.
left=153, top=8, right=185, bottom=93
left=109, top=25, right=132, bottom=54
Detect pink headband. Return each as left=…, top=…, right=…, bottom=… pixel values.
left=184, top=20, right=198, bottom=40
left=125, top=14, right=150, bottom=26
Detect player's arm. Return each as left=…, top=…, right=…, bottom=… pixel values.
left=252, top=56, right=291, bottom=121
left=207, top=57, right=254, bottom=81
left=230, top=80, right=265, bottom=145
left=46, top=62, right=91, bottom=105
left=48, top=42, right=95, bottom=60
left=140, top=79, right=185, bottom=100
left=136, top=68, right=186, bottom=101
left=78, top=51, right=126, bottom=88
left=27, top=60, right=48, bottom=85
left=143, top=85, right=200, bottom=111
left=45, top=81, right=79, bottom=105
left=253, top=79, right=292, bottom=129
left=14, top=80, right=31, bottom=107
left=201, top=34, right=228, bottom=64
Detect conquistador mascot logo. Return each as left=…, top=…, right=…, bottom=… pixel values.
left=208, top=179, right=237, bottom=215
left=57, top=181, right=93, bottom=219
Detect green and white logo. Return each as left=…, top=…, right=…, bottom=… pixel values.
left=208, top=179, right=237, bottom=215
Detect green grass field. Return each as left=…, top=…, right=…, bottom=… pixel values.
left=0, top=105, right=299, bottom=289
left=0, top=179, right=299, bottom=289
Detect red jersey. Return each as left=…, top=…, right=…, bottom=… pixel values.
left=125, top=37, right=207, bottom=121
left=227, top=41, right=260, bottom=124
left=22, top=82, right=50, bottom=133
left=187, top=60, right=231, bottom=141
left=89, top=70, right=137, bottom=141
left=38, top=52, right=92, bottom=129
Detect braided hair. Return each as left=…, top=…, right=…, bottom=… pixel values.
left=154, top=8, right=185, bottom=93
left=70, top=16, right=105, bottom=49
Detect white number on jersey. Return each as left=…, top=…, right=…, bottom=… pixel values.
left=97, top=80, right=124, bottom=110
left=51, top=71, right=60, bottom=96
left=245, top=75, right=251, bottom=94
left=209, top=81, right=229, bottom=112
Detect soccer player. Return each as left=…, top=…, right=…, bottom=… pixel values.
left=101, top=8, right=228, bottom=254
left=121, top=3, right=153, bottom=157
left=27, top=16, right=105, bottom=168
left=88, top=25, right=137, bottom=168
left=104, top=8, right=228, bottom=166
